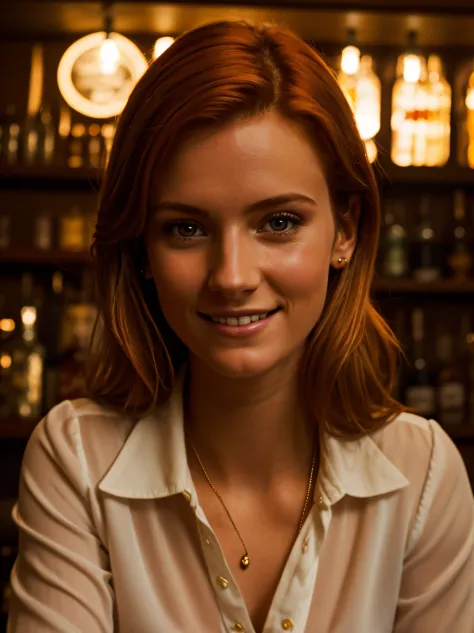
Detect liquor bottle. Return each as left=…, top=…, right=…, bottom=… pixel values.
left=391, top=45, right=428, bottom=167
left=0, top=304, right=16, bottom=419
left=3, top=105, right=21, bottom=165
left=39, top=104, right=56, bottom=165
left=101, top=122, right=116, bottom=166
left=67, top=122, right=86, bottom=169
left=59, top=206, right=86, bottom=252
left=426, top=55, right=451, bottom=167
left=404, top=307, right=436, bottom=418
left=411, top=195, right=442, bottom=283
left=436, top=326, right=467, bottom=425
left=11, top=275, right=45, bottom=418
left=56, top=272, right=97, bottom=402
left=447, top=189, right=472, bottom=279
left=381, top=200, right=409, bottom=278
left=87, top=123, right=103, bottom=168
left=34, top=210, right=54, bottom=250
left=43, top=271, right=65, bottom=411
left=22, top=111, right=40, bottom=166
left=57, top=102, right=71, bottom=165
left=460, top=65, right=474, bottom=169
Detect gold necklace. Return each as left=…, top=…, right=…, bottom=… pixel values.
left=186, top=430, right=318, bottom=571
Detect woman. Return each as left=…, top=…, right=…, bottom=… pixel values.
left=8, top=20, right=474, bottom=633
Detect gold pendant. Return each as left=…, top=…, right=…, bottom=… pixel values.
left=240, top=553, right=250, bottom=570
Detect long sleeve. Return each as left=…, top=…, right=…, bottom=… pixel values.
left=394, top=421, right=474, bottom=633
left=7, top=402, right=115, bottom=633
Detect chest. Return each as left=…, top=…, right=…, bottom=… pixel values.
left=192, top=479, right=314, bottom=633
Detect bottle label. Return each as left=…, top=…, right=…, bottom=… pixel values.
left=406, top=386, right=435, bottom=416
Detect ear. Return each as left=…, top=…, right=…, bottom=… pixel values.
left=331, top=194, right=360, bottom=269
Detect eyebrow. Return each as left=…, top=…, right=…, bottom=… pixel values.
left=151, top=193, right=317, bottom=216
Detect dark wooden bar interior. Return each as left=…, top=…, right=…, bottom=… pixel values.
left=1, top=1, right=474, bottom=627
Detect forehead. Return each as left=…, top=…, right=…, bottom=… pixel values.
left=153, top=111, right=329, bottom=205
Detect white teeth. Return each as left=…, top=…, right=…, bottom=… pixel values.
left=210, top=312, right=270, bottom=326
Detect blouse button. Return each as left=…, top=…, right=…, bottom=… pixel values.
left=302, top=540, right=309, bottom=553
left=217, top=576, right=229, bottom=589
left=281, top=618, right=294, bottom=631
left=234, top=624, right=244, bottom=632
left=318, top=495, right=325, bottom=506
left=182, top=490, right=192, bottom=502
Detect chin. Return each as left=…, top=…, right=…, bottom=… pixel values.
left=198, top=347, right=280, bottom=379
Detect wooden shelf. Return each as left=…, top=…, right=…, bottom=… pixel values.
left=373, top=277, right=474, bottom=295
left=0, top=165, right=102, bottom=190
left=2, top=248, right=91, bottom=265
left=375, top=160, right=474, bottom=187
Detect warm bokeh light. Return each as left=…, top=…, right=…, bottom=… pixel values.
left=21, top=306, right=37, bottom=327
left=0, top=318, right=15, bottom=333
left=365, top=138, right=378, bottom=163
left=341, top=45, right=360, bottom=75
left=0, top=354, right=12, bottom=370
left=99, top=37, right=120, bottom=75
left=403, top=54, right=422, bottom=83
left=153, top=36, right=175, bottom=60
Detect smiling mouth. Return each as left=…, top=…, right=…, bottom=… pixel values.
left=199, top=307, right=281, bottom=327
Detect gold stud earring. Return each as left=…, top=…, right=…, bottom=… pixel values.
left=336, top=257, right=348, bottom=268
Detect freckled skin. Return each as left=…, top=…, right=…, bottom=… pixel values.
left=145, top=110, right=356, bottom=379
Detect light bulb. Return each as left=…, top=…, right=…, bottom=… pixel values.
left=153, top=37, right=174, bottom=60
left=403, top=54, right=421, bottom=83
left=100, top=37, right=120, bottom=75
left=341, top=45, right=360, bottom=75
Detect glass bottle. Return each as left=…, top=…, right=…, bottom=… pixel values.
left=11, top=275, right=45, bottom=418
left=425, top=55, right=451, bottom=167
left=67, top=122, right=86, bottom=169
left=448, top=189, right=472, bottom=279
left=404, top=307, right=436, bottom=418
left=0, top=305, right=16, bottom=419
left=34, top=210, right=54, bottom=250
left=436, top=325, right=467, bottom=425
left=87, top=123, right=103, bottom=168
left=22, top=111, right=40, bottom=166
left=462, top=66, right=474, bottom=169
left=381, top=200, right=409, bottom=278
left=3, top=105, right=21, bottom=166
left=39, top=104, right=56, bottom=165
left=411, top=195, right=442, bottom=283
left=391, top=53, right=422, bottom=166
left=59, top=206, right=86, bottom=252
left=43, top=271, right=65, bottom=411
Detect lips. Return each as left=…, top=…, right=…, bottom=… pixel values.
left=199, top=307, right=281, bottom=327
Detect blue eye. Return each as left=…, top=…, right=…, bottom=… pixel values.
left=261, top=212, right=303, bottom=235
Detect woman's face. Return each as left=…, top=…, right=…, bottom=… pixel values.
left=145, top=110, right=357, bottom=378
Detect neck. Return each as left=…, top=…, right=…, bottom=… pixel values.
left=184, top=355, right=318, bottom=492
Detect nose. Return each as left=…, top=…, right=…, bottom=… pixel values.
left=207, top=227, right=260, bottom=297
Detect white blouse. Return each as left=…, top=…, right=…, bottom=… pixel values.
left=7, top=369, right=474, bottom=633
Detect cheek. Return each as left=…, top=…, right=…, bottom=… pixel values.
left=149, top=247, right=203, bottom=307
left=267, top=239, right=331, bottom=306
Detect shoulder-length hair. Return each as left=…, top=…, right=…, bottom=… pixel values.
left=87, top=19, right=409, bottom=439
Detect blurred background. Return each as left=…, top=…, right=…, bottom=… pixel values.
left=1, top=0, right=474, bottom=625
